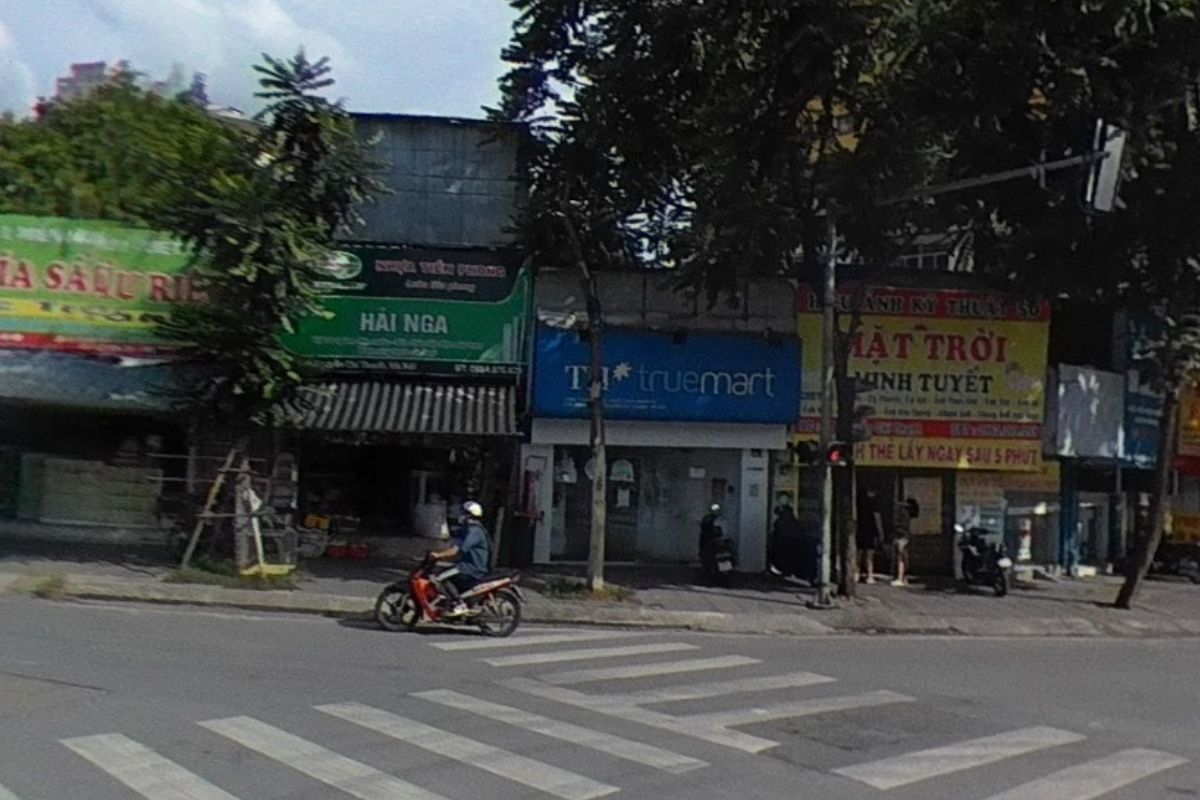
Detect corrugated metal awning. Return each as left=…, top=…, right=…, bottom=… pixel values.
left=291, top=381, right=518, bottom=436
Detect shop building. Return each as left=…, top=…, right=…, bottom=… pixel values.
left=793, top=283, right=1053, bottom=576
left=277, top=115, right=530, bottom=543
left=0, top=215, right=195, bottom=542
left=521, top=270, right=798, bottom=570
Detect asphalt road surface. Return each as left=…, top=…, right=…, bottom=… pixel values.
left=0, top=594, right=1197, bottom=800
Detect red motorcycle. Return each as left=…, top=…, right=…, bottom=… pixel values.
left=375, top=555, right=523, bottom=637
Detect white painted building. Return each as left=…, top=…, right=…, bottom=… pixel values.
left=520, top=269, right=798, bottom=571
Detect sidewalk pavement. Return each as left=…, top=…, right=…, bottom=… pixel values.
left=1, top=537, right=1198, bottom=638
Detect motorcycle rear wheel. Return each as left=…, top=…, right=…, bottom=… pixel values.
left=993, top=571, right=1010, bottom=597
left=477, top=589, right=521, bottom=638
left=375, top=585, right=420, bottom=632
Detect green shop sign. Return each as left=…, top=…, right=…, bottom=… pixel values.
left=284, top=245, right=530, bottom=376
left=0, top=214, right=195, bottom=355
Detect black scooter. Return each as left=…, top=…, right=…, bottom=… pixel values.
left=700, top=534, right=737, bottom=587
left=956, top=524, right=1014, bottom=597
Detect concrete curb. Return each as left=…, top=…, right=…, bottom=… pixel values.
left=5, top=572, right=1198, bottom=639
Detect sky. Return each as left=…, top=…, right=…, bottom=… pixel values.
left=0, top=0, right=518, bottom=117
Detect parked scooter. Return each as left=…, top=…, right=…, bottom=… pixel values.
left=699, top=504, right=736, bottom=586
left=956, top=524, right=1014, bottom=597
left=1150, top=541, right=1200, bottom=584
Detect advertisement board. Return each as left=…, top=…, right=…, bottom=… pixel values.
left=282, top=245, right=530, bottom=375
left=0, top=214, right=196, bottom=355
left=1178, top=386, right=1200, bottom=467
left=1052, top=365, right=1124, bottom=459
left=797, top=287, right=1050, bottom=471
left=533, top=326, right=801, bottom=424
left=1114, top=311, right=1163, bottom=468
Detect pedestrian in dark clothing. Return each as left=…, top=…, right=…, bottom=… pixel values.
left=857, top=489, right=885, bottom=584
left=769, top=505, right=805, bottom=579
left=890, top=497, right=919, bottom=586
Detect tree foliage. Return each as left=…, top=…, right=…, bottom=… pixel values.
left=0, top=72, right=240, bottom=223
left=159, top=52, right=385, bottom=423
left=1, top=53, right=384, bottom=425
left=499, top=0, right=1200, bottom=602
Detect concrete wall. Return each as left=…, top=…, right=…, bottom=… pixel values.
left=534, top=269, right=795, bottom=334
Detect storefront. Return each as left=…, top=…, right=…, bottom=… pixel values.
left=797, top=285, right=1051, bottom=575
left=0, top=215, right=194, bottom=540
left=523, top=325, right=800, bottom=569
left=281, top=244, right=529, bottom=539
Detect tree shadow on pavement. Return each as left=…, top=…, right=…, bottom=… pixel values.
left=0, top=535, right=172, bottom=578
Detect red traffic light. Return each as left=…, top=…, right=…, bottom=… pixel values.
left=827, top=442, right=851, bottom=465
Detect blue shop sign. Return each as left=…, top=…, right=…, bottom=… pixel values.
left=533, top=326, right=800, bottom=424
left=1119, top=312, right=1162, bottom=468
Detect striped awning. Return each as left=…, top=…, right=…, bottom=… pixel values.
left=291, top=381, right=517, bottom=436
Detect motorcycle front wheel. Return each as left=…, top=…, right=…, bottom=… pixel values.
left=993, top=571, right=1010, bottom=597
left=477, top=589, right=522, bottom=638
left=375, top=584, right=420, bottom=632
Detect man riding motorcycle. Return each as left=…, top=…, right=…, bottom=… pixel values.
left=427, top=500, right=493, bottom=617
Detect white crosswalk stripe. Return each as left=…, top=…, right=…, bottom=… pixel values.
left=975, top=748, right=1187, bottom=800
left=602, top=671, right=836, bottom=706
left=430, top=631, right=639, bottom=651
left=541, top=655, right=762, bottom=685
left=833, top=726, right=1087, bottom=789
left=483, top=642, right=699, bottom=667
left=679, top=690, right=914, bottom=728
left=62, top=733, right=242, bottom=800
left=506, top=676, right=781, bottom=752
left=415, top=688, right=707, bottom=774
left=0, top=782, right=23, bottom=800
left=318, top=701, right=618, bottom=800
left=199, top=716, right=449, bottom=800
left=504, top=678, right=913, bottom=754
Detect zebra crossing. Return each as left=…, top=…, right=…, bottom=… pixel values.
left=10, top=626, right=1190, bottom=800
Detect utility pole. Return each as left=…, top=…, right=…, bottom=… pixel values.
left=812, top=214, right=838, bottom=608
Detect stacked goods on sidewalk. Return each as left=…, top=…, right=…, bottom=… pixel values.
left=16, top=454, right=161, bottom=528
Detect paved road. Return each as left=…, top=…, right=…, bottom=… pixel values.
left=0, top=595, right=1196, bottom=800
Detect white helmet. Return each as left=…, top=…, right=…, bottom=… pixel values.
left=462, top=500, right=484, bottom=519
left=709, top=503, right=721, bottom=514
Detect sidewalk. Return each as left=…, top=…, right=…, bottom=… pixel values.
left=2, top=537, right=1198, bottom=638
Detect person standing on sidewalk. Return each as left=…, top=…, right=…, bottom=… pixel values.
left=856, top=489, right=885, bottom=584
left=891, top=497, right=919, bottom=586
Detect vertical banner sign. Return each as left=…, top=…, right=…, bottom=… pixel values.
left=1176, top=386, right=1200, bottom=474
left=0, top=214, right=196, bottom=355
left=797, top=287, right=1051, bottom=471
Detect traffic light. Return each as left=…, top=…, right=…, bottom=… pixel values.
left=827, top=442, right=852, bottom=466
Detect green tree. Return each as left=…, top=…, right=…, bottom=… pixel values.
left=499, top=0, right=1198, bottom=602
left=884, top=1, right=1198, bottom=608
left=0, top=72, right=240, bottom=222
left=1, top=53, right=384, bottom=427
left=158, top=52, right=384, bottom=423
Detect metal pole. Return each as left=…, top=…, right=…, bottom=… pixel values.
left=813, top=215, right=838, bottom=607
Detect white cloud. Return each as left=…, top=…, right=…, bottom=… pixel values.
left=0, top=0, right=514, bottom=116
left=0, top=20, right=36, bottom=115
left=71, top=0, right=356, bottom=110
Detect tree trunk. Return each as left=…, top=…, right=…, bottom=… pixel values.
left=1115, top=383, right=1180, bottom=609
left=834, top=373, right=858, bottom=597
left=559, top=203, right=608, bottom=592
left=586, top=292, right=608, bottom=592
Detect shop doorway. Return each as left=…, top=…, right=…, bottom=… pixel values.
left=553, top=448, right=640, bottom=561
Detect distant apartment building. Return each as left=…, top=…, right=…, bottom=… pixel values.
left=54, top=61, right=113, bottom=101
